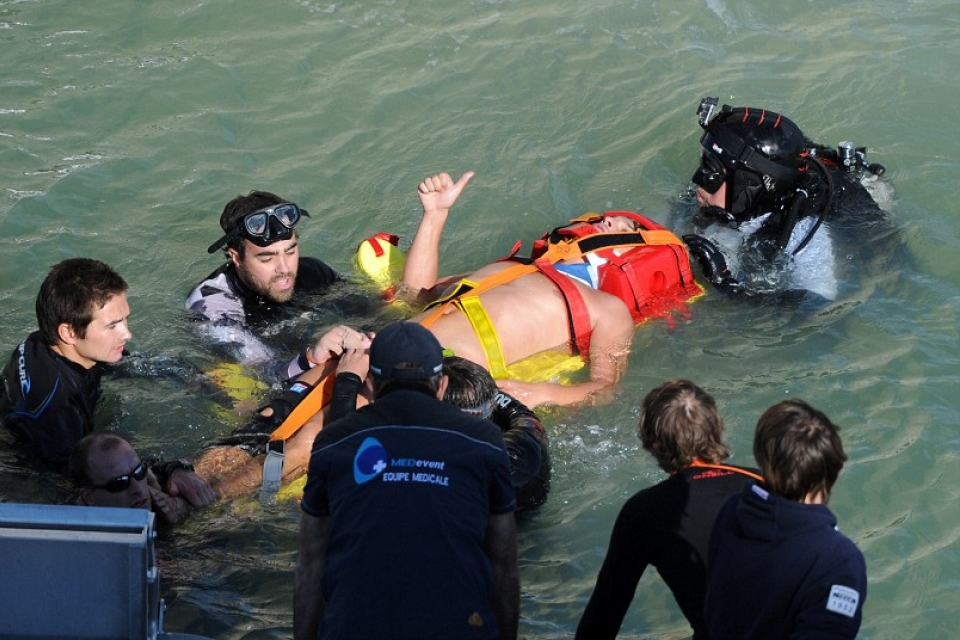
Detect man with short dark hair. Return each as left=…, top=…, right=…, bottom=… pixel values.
left=294, top=321, right=519, bottom=640
left=1, top=258, right=215, bottom=508
left=576, top=380, right=761, bottom=639
left=2, top=258, right=130, bottom=463
left=704, top=399, right=867, bottom=639
left=185, top=191, right=349, bottom=380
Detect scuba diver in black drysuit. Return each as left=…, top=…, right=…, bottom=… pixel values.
left=681, top=96, right=891, bottom=309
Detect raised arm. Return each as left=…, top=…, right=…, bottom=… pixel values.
left=399, top=171, right=474, bottom=303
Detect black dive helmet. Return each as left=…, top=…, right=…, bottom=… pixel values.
left=693, top=97, right=811, bottom=223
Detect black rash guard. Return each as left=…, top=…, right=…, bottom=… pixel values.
left=577, top=462, right=761, bottom=640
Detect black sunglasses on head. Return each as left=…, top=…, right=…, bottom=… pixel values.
left=87, top=460, right=147, bottom=493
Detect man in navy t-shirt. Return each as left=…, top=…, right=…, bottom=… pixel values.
left=294, top=322, right=519, bottom=640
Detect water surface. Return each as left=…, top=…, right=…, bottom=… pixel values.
left=2, top=1, right=959, bottom=637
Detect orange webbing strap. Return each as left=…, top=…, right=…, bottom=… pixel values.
left=268, top=372, right=337, bottom=443
left=262, top=371, right=337, bottom=499
left=533, top=259, right=593, bottom=361
left=689, top=459, right=764, bottom=482
left=418, top=263, right=541, bottom=329
left=641, top=229, right=687, bottom=246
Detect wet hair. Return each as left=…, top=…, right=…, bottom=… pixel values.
left=753, top=399, right=847, bottom=501
left=218, top=190, right=288, bottom=255
left=36, top=258, right=128, bottom=345
left=68, top=432, right=126, bottom=487
left=442, top=356, right=497, bottom=409
left=638, top=379, right=730, bottom=473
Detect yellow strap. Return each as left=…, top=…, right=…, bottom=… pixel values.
left=457, top=296, right=509, bottom=379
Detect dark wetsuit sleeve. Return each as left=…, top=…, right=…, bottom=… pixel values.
left=146, top=458, right=195, bottom=487
left=576, top=497, right=651, bottom=640
left=491, top=391, right=550, bottom=510
left=204, top=418, right=272, bottom=456
left=0, top=334, right=100, bottom=464
left=277, top=350, right=312, bottom=383
left=327, top=372, right=363, bottom=423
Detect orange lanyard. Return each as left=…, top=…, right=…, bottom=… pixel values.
left=688, top=459, right=763, bottom=482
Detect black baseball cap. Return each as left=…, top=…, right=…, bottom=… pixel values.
left=369, top=322, right=444, bottom=380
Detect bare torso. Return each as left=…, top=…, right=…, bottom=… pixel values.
left=412, top=261, right=628, bottom=371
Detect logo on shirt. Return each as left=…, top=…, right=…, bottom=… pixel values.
left=353, top=437, right=388, bottom=485
left=352, top=436, right=452, bottom=487
left=825, top=584, right=860, bottom=618
left=17, top=341, right=30, bottom=396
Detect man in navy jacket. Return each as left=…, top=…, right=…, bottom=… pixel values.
left=705, top=399, right=866, bottom=639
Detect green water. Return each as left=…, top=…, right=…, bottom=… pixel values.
left=2, top=0, right=959, bottom=637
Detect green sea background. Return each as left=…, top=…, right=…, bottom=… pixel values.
left=2, top=1, right=959, bottom=637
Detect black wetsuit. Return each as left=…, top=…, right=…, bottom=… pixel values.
left=682, top=167, right=893, bottom=306
left=576, top=463, right=760, bottom=640
left=185, top=257, right=342, bottom=380
left=0, top=332, right=104, bottom=465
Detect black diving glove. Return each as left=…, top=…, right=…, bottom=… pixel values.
left=255, top=380, right=314, bottom=429
left=683, top=234, right=745, bottom=294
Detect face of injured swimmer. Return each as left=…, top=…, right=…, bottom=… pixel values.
left=592, top=215, right=642, bottom=233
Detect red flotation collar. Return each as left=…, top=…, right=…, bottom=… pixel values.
left=524, top=211, right=701, bottom=326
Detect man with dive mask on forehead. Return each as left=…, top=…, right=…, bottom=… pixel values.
left=186, top=191, right=352, bottom=382
left=681, top=96, right=890, bottom=308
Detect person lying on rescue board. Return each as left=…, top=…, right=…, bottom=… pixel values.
left=400, top=171, right=701, bottom=409
left=193, top=171, right=701, bottom=498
